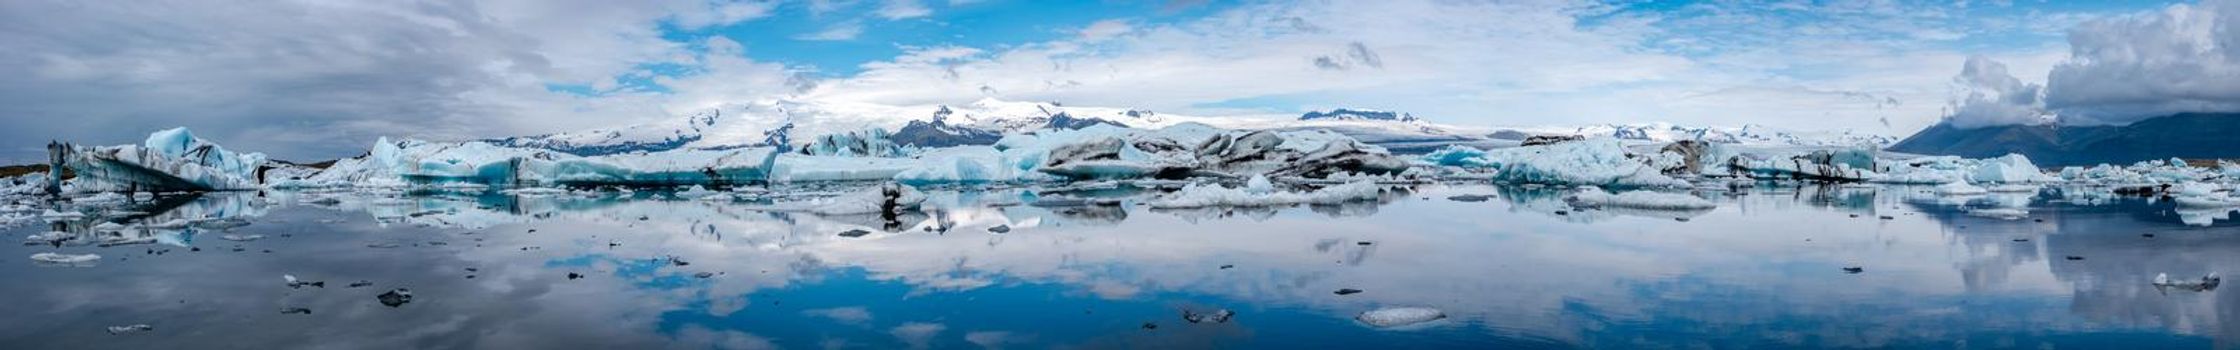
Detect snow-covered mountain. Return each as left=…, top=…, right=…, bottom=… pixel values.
left=1497, top=123, right=1897, bottom=148
left=1298, top=109, right=1420, bottom=123
left=491, top=98, right=1213, bottom=156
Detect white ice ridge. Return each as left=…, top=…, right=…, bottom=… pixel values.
left=1356, top=307, right=1447, bottom=328
left=66, top=127, right=267, bottom=192
left=1145, top=176, right=1385, bottom=208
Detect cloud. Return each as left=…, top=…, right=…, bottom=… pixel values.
left=876, top=0, right=932, bottom=20
left=1078, top=20, right=1133, bottom=41
left=2043, top=0, right=2240, bottom=125
left=0, top=0, right=792, bottom=162
left=888, top=322, right=946, bottom=349
left=796, top=21, right=866, bottom=41
left=800, top=306, right=874, bottom=325
left=1943, top=56, right=2050, bottom=128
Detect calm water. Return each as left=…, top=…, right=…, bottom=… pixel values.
left=4, top=183, right=2236, bottom=349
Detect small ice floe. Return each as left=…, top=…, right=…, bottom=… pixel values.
left=284, top=274, right=325, bottom=288
left=220, top=234, right=266, bottom=242
left=377, top=289, right=413, bottom=307
left=1145, top=180, right=1384, bottom=208
left=1563, top=187, right=1716, bottom=210
left=1182, top=309, right=1237, bottom=324
left=92, top=222, right=128, bottom=232
left=1356, top=307, right=1446, bottom=328
left=1966, top=208, right=2030, bottom=220
left=1933, top=182, right=1988, bottom=196
left=40, top=209, right=84, bottom=220
left=106, top=324, right=153, bottom=335
left=2153, top=273, right=2221, bottom=292
left=30, top=252, right=100, bottom=266
left=1986, top=184, right=2040, bottom=193
left=502, top=187, right=569, bottom=197
left=24, top=231, right=74, bottom=246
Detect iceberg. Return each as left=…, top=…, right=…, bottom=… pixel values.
left=63, top=127, right=267, bottom=192
left=1145, top=180, right=1386, bottom=208
left=1933, top=182, right=1989, bottom=196
left=30, top=252, right=101, bottom=266
left=1355, top=307, right=1446, bottom=328
left=2153, top=272, right=2222, bottom=292
left=1968, top=154, right=2057, bottom=183
left=1442, top=138, right=1686, bottom=187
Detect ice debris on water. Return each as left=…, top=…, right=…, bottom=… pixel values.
left=377, top=289, right=413, bottom=307
left=30, top=252, right=100, bottom=266
left=2153, top=273, right=2221, bottom=292
left=106, top=324, right=154, bottom=335
left=1356, top=307, right=1446, bottom=328
left=1183, top=309, right=1237, bottom=324
left=284, top=275, right=325, bottom=288
left=220, top=234, right=266, bottom=242
left=1145, top=180, right=1385, bottom=208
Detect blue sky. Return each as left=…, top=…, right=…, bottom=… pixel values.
left=2, top=0, right=2232, bottom=162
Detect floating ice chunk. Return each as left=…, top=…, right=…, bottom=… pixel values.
left=1985, top=184, right=2040, bottom=193
left=66, top=127, right=268, bottom=192
left=1146, top=181, right=1384, bottom=208
left=1564, top=188, right=1716, bottom=210
left=40, top=209, right=84, bottom=219
left=2153, top=272, right=2221, bottom=291
left=1469, top=139, right=1686, bottom=187
left=1966, top=208, right=2030, bottom=220
left=1968, top=154, right=2057, bottom=184
left=220, top=234, right=266, bottom=242
left=1243, top=175, right=1275, bottom=194
left=1933, top=182, right=1988, bottom=196
left=31, top=252, right=100, bottom=266
left=756, top=183, right=926, bottom=215
left=106, top=324, right=154, bottom=335
left=1356, top=307, right=1446, bottom=328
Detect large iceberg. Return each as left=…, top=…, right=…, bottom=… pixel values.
left=64, top=127, right=267, bottom=192
left=1429, top=138, right=1686, bottom=187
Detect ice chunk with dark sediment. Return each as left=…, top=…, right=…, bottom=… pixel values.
left=2154, top=273, right=2222, bottom=292
left=284, top=274, right=325, bottom=288
left=1355, top=307, right=1446, bottom=328
left=377, top=289, right=413, bottom=307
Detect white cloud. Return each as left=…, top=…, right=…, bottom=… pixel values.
left=795, top=21, right=866, bottom=41
left=888, top=322, right=945, bottom=349
left=876, top=0, right=932, bottom=20
left=1943, top=56, right=2051, bottom=128
left=1078, top=19, right=1133, bottom=41
left=800, top=306, right=874, bottom=325
left=2044, top=0, right=2240, bottom=125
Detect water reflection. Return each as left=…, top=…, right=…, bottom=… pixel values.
left=2, top=182, right=2235, bottom=348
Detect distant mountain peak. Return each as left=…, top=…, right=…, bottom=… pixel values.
left=1300, top=109, right=1419, bottom=123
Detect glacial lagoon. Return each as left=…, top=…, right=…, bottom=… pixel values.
left=4, top=182, right=2235, bottom=349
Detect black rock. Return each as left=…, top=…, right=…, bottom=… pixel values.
left=2143, top=233, right=2156, bottom=238
left=1356, top=241, right=1372, bottom=246
left=567, top=272, right=584, bottom=280
left=1334, top=288, right=1363, bottom=296
left=2066, top=256, right=2085, bottom=261
left=987, top=225, right=1011, bottom=233
left=837, top=229, right=872, bottom=238
left=1879, top=216, right=1895, bottom=220
left=1140, top=322, right=1158, bottom=330
left=694, top=272, right=715, bottom=279
left=377, top=289, right=413, bottom=307
left=348, top=281, right=372, bottom=288
left=280, top=307, right=312, bottom=315
left=1842, top=267, right=1865, bottom=274
left=1219, top=264, right=1234, bottom=270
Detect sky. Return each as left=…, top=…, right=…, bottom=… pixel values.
left=0, top=0, right=2231, bottom=163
